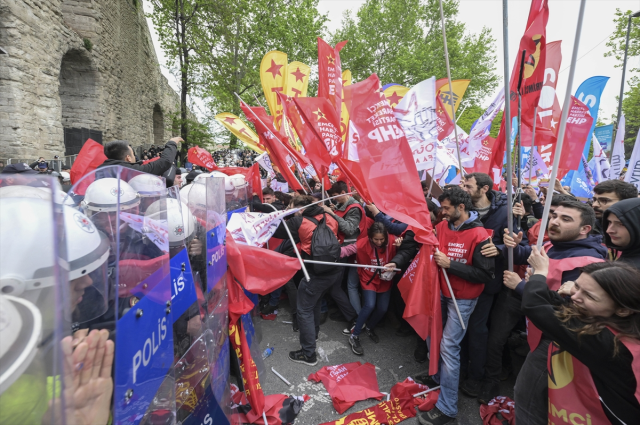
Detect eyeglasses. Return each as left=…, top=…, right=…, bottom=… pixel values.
left=592, top=196, right=619, bottom=206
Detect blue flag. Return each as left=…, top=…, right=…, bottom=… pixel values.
left=567, top=76, right=609, bottom=198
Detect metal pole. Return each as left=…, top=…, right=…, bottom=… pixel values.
left=529, top=105, right=538, bottom=185
left=502, top=0, right=514, bottom=272
left=455, top=103, right=468, bottom=124
left=516, top=49, right=526, bottom=195
left=262, top=202, right=311, bottom=282
left=235, top=92, right=309, bottom=193
left=302, top=260, right=401, bottom=272
left=438, top=0, right=464, bottom=177
left=536, top=0, right=587, bottom=250
left=436, top=248, right=465, bottom=330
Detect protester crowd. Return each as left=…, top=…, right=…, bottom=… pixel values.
left=2, top=121, right=640, bottom=425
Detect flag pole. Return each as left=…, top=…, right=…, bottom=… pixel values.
left=436, top=248, right=465, bottom=330
left=235, top=92, right=309, bottom=194
left=516, top=49, right=527, bottom=197
left=262, top=202, right=311, bottom=282
left=438, top=0, right=464, bottom=177
left=528, top=105, right=538, bottom=185
left=536, top=0, right=587, bottom=250
left=302, top=260, right=401, bottom=272
left=502, top=0, right=514, bottom=272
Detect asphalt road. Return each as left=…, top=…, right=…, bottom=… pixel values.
left=244, top=298, right=522, bottom=425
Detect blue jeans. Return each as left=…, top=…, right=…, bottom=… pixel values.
left=432, top=296, right=478, bottom=418
left=352, top=289, right=390, bottom=337
left=347, top=267, right=361, bottom=313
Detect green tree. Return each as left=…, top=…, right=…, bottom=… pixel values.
left=456, top=104, right=483, bottom=134
left=332, top=0, right=498, bottom=106
left=193, top=0, right=327, bottom=146
left=604, top=9, right=640, bottom=70
left=622, top=76, right=639, bottom=155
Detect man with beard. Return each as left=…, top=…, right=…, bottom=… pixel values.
left=591, top=180, right=637, bottom=235
left=416, top=187, right=494, bottom=425
left=456, top=172, right=524, bottom=398
left=501, top=200, right=607, bottom=424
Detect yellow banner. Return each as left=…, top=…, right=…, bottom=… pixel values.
left=435, top=78, right=471, bottom=119
left=340, top=70, right=352, bottom=142
left=284, top=61, right=311, bottom=98
left=382, top=84, right=410, bottom=108
left=214, top=113, right=264, bottom=154
left=260, top=51, right=288, bottom=129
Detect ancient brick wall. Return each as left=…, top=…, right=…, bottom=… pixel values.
left=0, top=0, right=183, bottom=159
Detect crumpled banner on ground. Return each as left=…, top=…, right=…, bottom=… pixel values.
left=479, top=396, right=515, bottom=425
left=230, top=384, right=309, bottom=425
left=308, top=362, right=383, bottom=414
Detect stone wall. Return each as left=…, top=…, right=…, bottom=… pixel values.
left=0, top=0, right=184, bottom=160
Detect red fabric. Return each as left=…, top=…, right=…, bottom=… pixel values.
left=527, top=251, right=604, bottom=351
left=527, top=220, right=549, bottom=246
left=69, top=139, right=107, bottom=195
left=436, top=94, right=454, bottom=141
left=235, top=393, right=306, bottom=425
left=317, top=37, right=348, bottom=117
left=556, top=96, right=594, bottom=178
left=491, top=0, right=549, bottom=185
left=465, top=136, right=497, bottom=175
left=117, top=255, right=170, bottom=297
left=227, top=269, right=255, bottom=324
left=356, top=236, right=397, bottom=293
left=397, top=248, right=442, bottom=375
left=266, top=237, right=283, bottom=251
left=319, top=378, right=439, bottom=425
left=308, top=362, right=383, bottom=414
left=225, top=230, right=300, bottom=295
left=293, top=96, right=344, bottom=160
left=240, top=103, right=304, bottom=192
left=297, top=213, right=339, bottom=256
left=248, top=163, right=263, bottom=203
left=281, top=93, right=333, bottom=178
left=343, top=74, right=432, bottom=232
left=336, top=158, right=372, bottom=203
left=229, top=318, right=265, bottom=417
left=142, top=156, right=160, bottom=165
left=479, top=396, right=515, bottom=425
left=435, top=222, right=492, bottom=299
left=187, top=146, right=217, bottom=171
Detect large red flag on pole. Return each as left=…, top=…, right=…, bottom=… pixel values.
left=240, top=103, right=304, bottom=192
left=556, top=96, right=594, bottom=178
left=343, top=74, right=432, bottom=231
left=491, top=0, right=550, bottom=184
left=187, top=146, right=217, bottom=171
left=69, top=138, right=107, bottom=195
left=318, top=38, right=348, bottom=117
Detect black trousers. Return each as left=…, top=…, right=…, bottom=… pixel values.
left=460, top=292, right=495, bottom=381
left=297, top=269, right=345, bottom=357
left=484, top=288, right=523, bottom=383
left=514, top=338, right=550, bottom=425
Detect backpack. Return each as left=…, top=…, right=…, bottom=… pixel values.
left=307, top=213, right=341, bottom=275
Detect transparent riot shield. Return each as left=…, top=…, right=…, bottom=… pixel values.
left=0, top=175, right=77, bottom=425
left=225, top=178, right=249, bottom=222
left=68, top=165, right=176, bottom=425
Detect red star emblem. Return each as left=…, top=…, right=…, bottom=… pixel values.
left=327, top=55, right=335, bottom=65
left=386, top=91, right=403, bottom=106
left=223, top=116, right=236, bottom=125
left=313, top=108, right=326, bottom=121
left=291, top=67, right=306, bottom=83
left=482, top=139, right=489, bottom=146
left=265, top=59, right=283, bottom=79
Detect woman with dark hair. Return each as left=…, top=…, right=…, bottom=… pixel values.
left=522, top=248, right=640, bottom=425
left=344, top=222, right=400, bottom=355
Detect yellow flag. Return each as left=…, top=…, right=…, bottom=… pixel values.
left=284, top=61, right=311, bottom=98
left=340, top=70, right=353, bottom=142
left=260, top=51, right=288, bottom=129
left=435, top=78, right=471, bottom=119
left=382, top=84, right=410, bottom=108
left=214, top=113, right=264, bottom=154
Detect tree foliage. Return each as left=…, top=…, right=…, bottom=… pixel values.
left=622, top=76, right=639, bottom=154
left=605, top=9, right=640, bottom=70
left=332, top=0, right=498, bottom=106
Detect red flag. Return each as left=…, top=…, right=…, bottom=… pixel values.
left=435, top=95, right=454, bottom=141
left=142, top=156, right=160, bottom=165
left=293, top=97, right=344, bottom=160
left=319, top=378, right=439, bottom=425
left=397, top=248, right=442, bottom=375
left=465, top=135, right=497, bottom=175
left=308, top=362, right=383, bottom=414
left=229, top=317, right=265, bottom=416
left=480, top=396, right=515, bottom=425
left=70, top=138, right=107, bottom=194
left=491, top=0, right=549, bottom=183
left=317, top=38, right=348, bottom=116
left=234, top=393, right=307, bottom=425
left=336, top=158, right=372, bottom=202
left=240, top=103, right=304, bottom=192
left=556, top=96, right=594, bottom=177
left=217, top=164, right=262, bottom=202
left=343, top=74, right=432, bottom=231
left=187, top=146, right=217, bottom=171
left=280, top=93, right=333, bottom=178
left=225, top=231, right=300, bottom=295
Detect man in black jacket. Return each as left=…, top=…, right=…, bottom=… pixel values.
left=603, top=197, right=640, bottom=267
left=98, top=137, right=182, bottom=186
left=591, top=180, right=638, bottom=235
left=251, top=187, right=285, bottom=213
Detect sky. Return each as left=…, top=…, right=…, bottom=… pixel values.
left=145, top=0, right=640, bottom=124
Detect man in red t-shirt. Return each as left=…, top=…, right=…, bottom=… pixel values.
left=417, top=187, right=495, bottom=425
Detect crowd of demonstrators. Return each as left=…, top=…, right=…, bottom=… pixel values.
left=212, top=148, right=259, bottom=167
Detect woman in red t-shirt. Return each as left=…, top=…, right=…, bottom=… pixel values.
left=344, top=222, right=399, bottom=356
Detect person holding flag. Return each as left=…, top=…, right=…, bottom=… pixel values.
left=415, top=187, right=494, bottom=425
